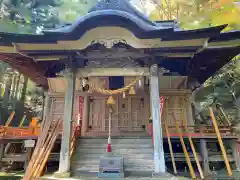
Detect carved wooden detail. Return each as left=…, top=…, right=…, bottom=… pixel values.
left=88, top=77, right=109, bottom=90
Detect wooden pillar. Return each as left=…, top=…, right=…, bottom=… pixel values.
left=82, top=96, right=89, bottom=135
left=42, top=92, right=50, bottom=123
left=150, top=64, right=166, bottom=174
left=24, top=147, right=33, bottom=170
left=0, top=142, right=5, bottom=170
left=231, top=139, right=240, bottom=170
left=56, top=69, right=75, bottom=178
left=0, top=143, right=5, bottom=161
left=200, top=139, right=210, bottom=175
left=20, top=76, right=28, bottom=103
left=2, top=73, right=12, bottom=107
left=1, top=74, right=12, bottom=125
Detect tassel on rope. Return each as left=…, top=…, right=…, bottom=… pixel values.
left=123, top=92, right=126, bottom=98
left=138, top=79, right=142, bottom=88
left=129, top=86, right=136, bottom=95
left=107, top=96, right=115, bottom=105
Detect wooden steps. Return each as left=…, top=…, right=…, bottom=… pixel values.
left=71, top=137, right=154, bottom=175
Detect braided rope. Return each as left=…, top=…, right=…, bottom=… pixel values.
left=89, top=74, right=144, bottom=95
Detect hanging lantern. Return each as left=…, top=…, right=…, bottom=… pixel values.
left=123, top=92, right=126, bottom=98
left=129, top=86, right=136, bottom=95
left=107, top=96, right=115, bottom=105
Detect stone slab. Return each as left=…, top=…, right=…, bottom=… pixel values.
left=54, top=171, right=71, bottom=178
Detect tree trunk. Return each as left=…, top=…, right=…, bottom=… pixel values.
left=21, top=76, right=28, bottom=103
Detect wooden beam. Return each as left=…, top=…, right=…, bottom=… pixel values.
left=200, top=139, right=210, bottom=175
left=77, top=68, right=150, bottom=77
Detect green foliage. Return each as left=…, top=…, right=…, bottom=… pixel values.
left=53, top=0, right=98, bottom=24
left=0, top=0, right=60, bottom=33
left=0, top=0, right=98, bottom=33
left=148, top=0, right=240, bottom=31
left=195, top=56, right=240, bottom=123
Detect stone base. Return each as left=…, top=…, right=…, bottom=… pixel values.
left=152, top=172, right=178, bottom=180
left=54, top=171, right=71, bottom=178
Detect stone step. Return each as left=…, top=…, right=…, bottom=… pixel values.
left=76, top=148, right=153, bottom=154
left=72, top=159, right=153, bottom=165
left=72, top=138, right=154, bottom=174
left=71, top=164, right=153, bottom=173
left=76, top=153, right=153, bottom=160
left=78, top=138, right=152, bottom=145
left=77, top=143, right=153, bottom=149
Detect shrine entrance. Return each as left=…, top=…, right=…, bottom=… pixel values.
left=87, top=95, right=148, bottom=136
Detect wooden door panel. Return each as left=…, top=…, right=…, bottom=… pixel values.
left=162, top=96, right=189, bottom=134
left=89, top=97, right=105, bottom=131
left=118, top=97, right=129, bottom=131
left=130, top=97, right=145, bottom=131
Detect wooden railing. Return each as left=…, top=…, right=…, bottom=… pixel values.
left=165, top=125, right=234, bottom=137
left=0, top=124, right=81, bottom=139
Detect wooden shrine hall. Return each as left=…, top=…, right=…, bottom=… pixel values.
left=0, top=0, right=240, bottom=179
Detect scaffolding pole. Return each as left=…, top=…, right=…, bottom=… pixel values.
left=175, top=117, right=196, bottom=179
left=164, top=121, right=177, bottom=174
left=181, top=102, right=204, bottom=179
left=209, top=107, right=232, bottom=176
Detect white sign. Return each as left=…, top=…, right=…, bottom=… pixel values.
left=24, top=140, right=35, bottom=148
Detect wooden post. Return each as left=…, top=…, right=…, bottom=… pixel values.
left=24, top=147, right=33, bottom=170
left=42, top=92, right=50, bottom=123
left=2, top=73, right=12, bottom=107
left=164, top=121, right=177, bottom=174
left=209, top=107, right=232, bottom=176
left=181, top=105, right=204, bottom=179
left=200, top=139, right=210, bottom=175
left=231, top=139, right=240, bottom=170
left=175, top=121, right=196, bottom=179
left=56, top=68, right=76, bottom=178
left=149, top=64, right=166, bottom=174
left=0, top=142, right=5, bottom=162
left=82, top=96, right=89, bottom=135
left=20, top=76, right=28, bottom=103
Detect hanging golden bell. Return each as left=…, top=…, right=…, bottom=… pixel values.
left=107, top=96, right=115, bottom=105
left=129, top=86, right=136, bottom=95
